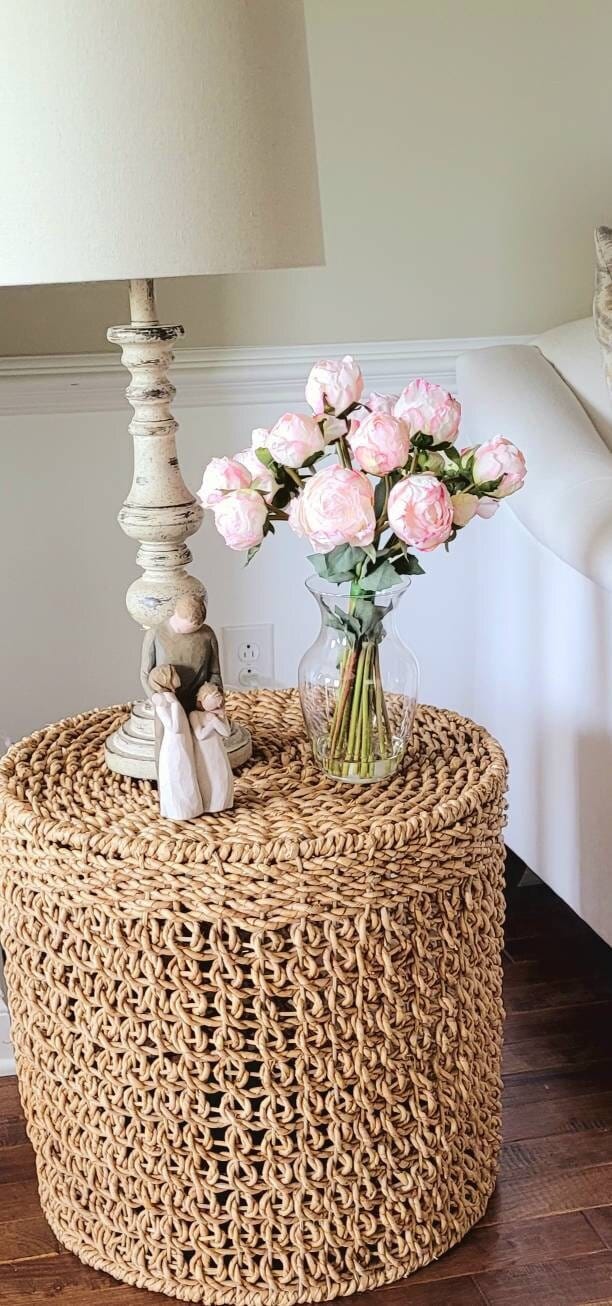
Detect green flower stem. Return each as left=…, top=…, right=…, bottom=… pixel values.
left=345, top=643, right=366, bottom=765
left=339, top=435, right=353, bottom=469
left=325, top=611, right=394, bottom=779
left=361, top=643, right=373, bottom=770
left=374, top=644, right=390, bottom=753
left=328, top=647, right=357, bottom=757
left=376, top=476, right=391, bottom=532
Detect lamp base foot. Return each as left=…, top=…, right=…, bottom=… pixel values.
left=104, top=699, right=252, bottom=779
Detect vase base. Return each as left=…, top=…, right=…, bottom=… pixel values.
left=315, top=742, right=403, bottom=784
left=105, top=699, right=252, bottom=779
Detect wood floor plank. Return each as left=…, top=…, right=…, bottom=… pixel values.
left=483, top=1120, right=612, bottom=1224
left=504, top=931, right=612, bottom=966
left=587, top=1207, right=612, bottom=1249
left=0, top=1214, right=58, bottom=1264
left=411, top=1211, right=602, bottom=1284
left=503, top=1090, right=612, bottom=1143
left=327, top=1275, right=486, bottom=1305
left=503, top=885, right=582, bottom=940
left=501, top=1130, right=612, bottom=1180
left=0, top=1179, right=41, bottom=1224
left=0, top=1079, right=27, bottom=1148
left=0, top=1142, right=36, bottom=1187
left=483, top=1164, right=612, bottom=1226
left=504, top=1001, right=612, bottom=1046
left=503, top=1061, right=612, bottom=1108
left=47, top=1291, right=177, bottom=1306
left=0, top=1251, right=120, bottom=1300
left=474, top=1248, right=612, bottom=1305
left=504, top=972, right=612, bottom=1015
left=503, top=1003, right=612, bottom=1074
left=503, top=952, right=612, bottom=989
left=29, top=1280, right=177, bottom=1305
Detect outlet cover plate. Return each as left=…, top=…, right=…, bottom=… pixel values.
left=221, top=623, right=275, bottom=691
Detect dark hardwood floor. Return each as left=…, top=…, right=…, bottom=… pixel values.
left=1, top=876, right=611, bottom=1304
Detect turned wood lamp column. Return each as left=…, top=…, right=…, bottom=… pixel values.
left=1, top=0, right=323, bottom=779
left=105, top=279, right=251, bottom=777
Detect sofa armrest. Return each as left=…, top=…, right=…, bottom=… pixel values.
left=456, top=344, right=612, bottom=593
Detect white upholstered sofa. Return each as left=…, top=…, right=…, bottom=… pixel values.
left=458, top=318, right=612, bottom=946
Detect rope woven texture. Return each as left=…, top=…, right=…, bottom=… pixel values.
left=0, top=690, right=507, bottom=1304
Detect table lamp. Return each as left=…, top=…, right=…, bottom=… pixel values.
left=0, top=0, right=323, bottom=778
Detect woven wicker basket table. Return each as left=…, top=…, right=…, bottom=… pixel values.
left=0, top=690, right=507, bottom=1305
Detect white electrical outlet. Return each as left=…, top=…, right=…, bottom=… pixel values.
left=221, top=624, right=275, bottom=690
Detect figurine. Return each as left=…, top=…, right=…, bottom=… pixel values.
left=149, top=663, right=203, bottom=821
left=141, top=593, right=223, bottom=714
left=143, top=595, right=235, bottom=819
left=190, top=683, right=234, bottom=813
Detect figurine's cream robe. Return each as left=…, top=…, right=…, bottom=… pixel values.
left=152, top=692, right=203, bottom=821
left=190, top=711, right=234, bottom=813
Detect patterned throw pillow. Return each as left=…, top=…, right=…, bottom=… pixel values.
left=594, top=226, right=612, bottom=395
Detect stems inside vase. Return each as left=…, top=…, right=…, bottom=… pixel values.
left=327, top=635, right=393, bottom=779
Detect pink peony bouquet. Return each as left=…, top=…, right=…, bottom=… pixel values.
left=198, top=355, right=526, bottom=779
left=199, top=356, right=526, bottom=575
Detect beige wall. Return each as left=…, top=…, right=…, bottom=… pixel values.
left=0, top=396, right=484, bottom=745
left=1, top=0, right=612, bottom=356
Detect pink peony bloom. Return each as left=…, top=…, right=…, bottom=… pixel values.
left=251, top=427, right=269, bottom=450
left=451, top=491, right=479, bottom=527
left=266, top=412, right=326, bottom=468
left=213, top=489, right=268, bottom=551
left=198, top=456, right=251, bottom=509
left=472, top=436, right=527, bottom=498
left=394, top=380, right=461, bottom=444
left=235, top=447, right=280, bottom=503
left=347, top=411, right=411, bottom=475
left=289, top=465, right=376, bottom=553
left=305, top=355, right=364, bottom=416
left=360, top=391, right=399, bottom=416
left=388, top=473, right=454, bottom=552
left=476, top=496, right=500, bottom=519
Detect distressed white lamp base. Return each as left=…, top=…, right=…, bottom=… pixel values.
left=105, top=703, right=252, bottom=779
left=105, top=277, right=252, bottom=780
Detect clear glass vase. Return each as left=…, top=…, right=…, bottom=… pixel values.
left=298, top=577, right=419, bottom=783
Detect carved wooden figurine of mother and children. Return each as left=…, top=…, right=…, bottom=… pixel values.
left=141, top=594, right=234, bottom=820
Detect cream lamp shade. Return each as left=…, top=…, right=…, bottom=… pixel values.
left=0, top=0, right=324, bottom=286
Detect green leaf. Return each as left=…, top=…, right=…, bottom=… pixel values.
left=352, top=598, right=389, bottom=637
left=302, top=449, right=326, bottom=469
left=474, top=476, right=503, bottom=495
left=394, top=552, right=425, bottom=576
left=244, top=544, right=261, bottom=566
left=358, top=560, right=402, bottom=592
left=308, top=544, right=367, bottom=584
left=308, top=553, right=331, bottom=579
left=271, top=484, right=293, bottom=511
left=374, top=478, right=388, bottom=519
left=325, top=610, right=349, bottom=633
left=327, top=544, right=367, bottom=577
left=337, top=607, right=362, bottom=638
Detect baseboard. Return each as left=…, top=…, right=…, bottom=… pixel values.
left=0, top=334, right=531, bottom=415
